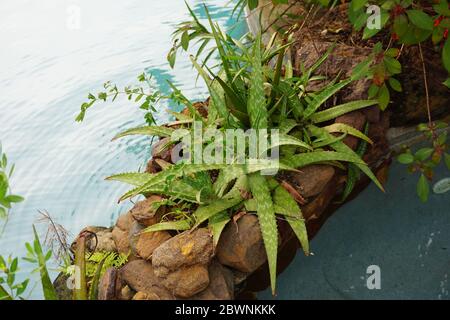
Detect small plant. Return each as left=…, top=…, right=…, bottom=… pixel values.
left=0, top=143, right=24, bottom=236
left=0, top=255, right=29, bottom=300
left=397, top=121, right=450, bottom=202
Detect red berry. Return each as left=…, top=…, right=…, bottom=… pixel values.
left=444, top=29, right=449, bottom=39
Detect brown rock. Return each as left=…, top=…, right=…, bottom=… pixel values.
left=132, top=291, right=160, bottom=300
left=128, top=220, right=145, bottom=254
left=86, top=228, right=116, bottom=252
left=120, top=259, right=174, bottom=299
left=129, top=196, right=166, bottom=226
left=98, top=268, right=118, bottom=300
left=216, top=215, right=267, bottom=273
left=116, top=212, right=133, bottom=231
left=281, top=164, right=335, bottom=198
left=162, top=265, right=210, bottom=298
left=136, top=231, right=171, bottom=260
left=151, top=137, right=172, bottom=162
left=119, top=285, right=135, bottom=300
left=192, top=261, right=234, bottom=300
left=112, top=227, right=130, bottom=255
left=152, top=228, right=214, bottom=277
left=335, top=110, right=366, bottom=150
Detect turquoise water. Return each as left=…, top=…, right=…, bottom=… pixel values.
left=0, top=0, right=245, bottom=298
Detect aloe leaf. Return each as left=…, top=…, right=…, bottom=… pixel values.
left=309, top=125, right=384, bottom=192
left=284, top=150, right=365, bottom=168
left=112, top=125, right=174, bottom=141
left=193, top=196, right=242, bottom=228
left=248, top=173, right=278, bottom=295
left=247, top=35, right=267, bottom=129
left=143, top=219, right=192, bottom=233
left=88, top=255, right=108, bottom=300
left=106, top=172, right=153, bottom=186
left=323, top=123, right=373, bottom=144
left=310, top=100, right=378, bottom=123
left=273, top=186, right=309, bottom=255
left=32, top=226, right=58, bottom=300
left=303, top=79, right=352, bottom=119
left=209, top=212, right=231, bottom=247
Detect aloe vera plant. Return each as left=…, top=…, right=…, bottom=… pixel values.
left=93, top=4, right=384, bottom=295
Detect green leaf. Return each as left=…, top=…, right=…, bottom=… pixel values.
left=378, top=84, right=390, bottom=110
left=0, top=284, right=12, bottom=300
left=248, top=173, right=278, bottom=295
left=193, top=197, right=243, bottom=228
left=88, top=255, right=108, bottom=300
left=310, top=100, right=378, bottom=123
left=394, top=15, right=408, bottom=37
left=303, top=79, right=352, bottom=119
left=248, top=0, right=259, bottom=10
left=143, top=219, right=191, bottom=233
left=415, top=148, right=434, bottom=161
left=385, top=48, right=399, bottom=57
left=388, top=77, right=402, bottom=92
left=181, top=31, right=190, bottom=51
left=397, top=153, right=414, bottom=164
left=4, top=195, right=24, bottom=203
left=247, top=35, right=267, bottom=129
left=284, top=151, right=366, bottom=169
left=208, top=212, right=231, bottom=246
left=112, top=126, right=174, bottom=140
left=0, top=207, right=7, bottom=219
left=273, top=186, right=309, bottom=255
left=351, top=0, right=368, bottom=11
left=443, top=39, right=450, bottom=73
left=363, top=11, right=389, bottom=39
left=417, top=174, right=429, bottom=202
left=384, top=57, right=402, bottom=74
left=323, top=123, right=373, bottom=144
left=443, top=78, right=450, bottom=89
left=31, top=226, right=58, bottom=300
left=406, top=10, right=433, bottom=31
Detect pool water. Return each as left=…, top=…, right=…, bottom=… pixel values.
left=0, top=0, right=246, bottom=298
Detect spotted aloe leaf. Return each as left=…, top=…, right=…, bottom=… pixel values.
left=284, top=150, right=365, bottom=169
left=303, top=79, right=352, bottom=120
left=247, top=35, right=267, bottom=129
left=308, top=125, right=384, bottom=192
left=273, top=185, right=309, bottom=255
left=112, top=125, right=174, bottom=140
left=209, top=212, right=231, bottom=246
left=310, top=100, right=378, bottom=123
left=193, top=196, right=243, bottom=228
left=248, top=173, right=278, bottom=295
left=143, top=219, right=192, bottom=233
left=323, top=123, right=373, bottom=144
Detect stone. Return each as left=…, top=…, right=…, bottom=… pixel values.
left=112, top=227, right=130, bottom=255
left=216, top=215, right=267, bottom=273
left=86, top=228, right=116, bottom=252
left=192, top=261, right=234, bottom=300
left=335, top=111, right=366, bottom=150
left=136, top=231, right=171, bottom=260
left=280, top=165, right=335, bottom=198
left=98, top=268, right=118, bottom=300
left=116, top=211, right=133, bottom=231
left=120, top=259, right=174, bottom=300
left=152, top=228, right=214, bottom=277
left=129, top=196, right=166, bottom=226
left=128, top=220, right=145, bottom=254
left=151, top=137, right=172, bottom=162
left=120, top=285, right=135, bottom=300
left=162, top=265, right=210, bottom=298
left=132, top=291, right=160, bottom=300
left=53, top=272, right=73, bottom=300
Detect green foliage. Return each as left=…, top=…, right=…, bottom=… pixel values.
left=0, top=255, right=29, bottom=300
left=23, top=226, right=58, bottom=300
left=397, top=121, right=449, bottom=202
left=0, top=143, right=24, bottom=236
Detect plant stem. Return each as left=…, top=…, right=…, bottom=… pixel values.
left=418, top=44, right=432, bottom=126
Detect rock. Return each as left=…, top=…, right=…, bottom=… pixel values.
left=98, top=268, right=118, bottom=300
left=136, top=231, right=171, bottom=260
left=132, top=291, right=160, bottom=300
left=86, top=228, right=116, bottom=252
left=128, top=220, right=145, bottom=254
left=112, top=227, right=130, bottom=255
left=216, top=215, right=267, bottom=273
left=152, top=228, right=214, bottom=277
left=192, top=261, right=234, bottom=300
left=151, top=137, right=172, bottom=162
left=145, top=159, right=161, bottom=174
left=129, top=196, right=166, bottom=226
left=116, top=211, right=133, bottom=231
left=162, top=265, right=210, bottom=298
left=280, top=164, right=335, bottom=198
left=120, top=285, right=135, bottom=300
left=53, top=272, right=73, bottom=300
left=120, top=259, right=174, bottom=300
left=335, top=111, right=366, bottom=150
